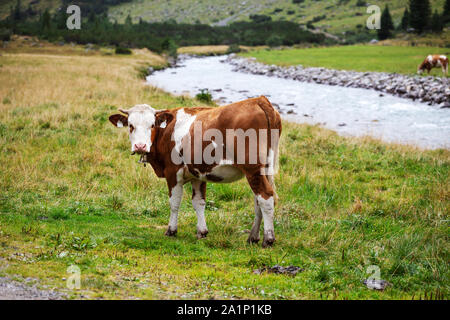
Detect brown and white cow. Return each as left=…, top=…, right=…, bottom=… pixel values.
left=109, top=96, right=282, bottom=247
left=418, top=54, right=449, bottom=76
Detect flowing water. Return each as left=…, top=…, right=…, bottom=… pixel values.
left=147, top=56, right=450, bottom=149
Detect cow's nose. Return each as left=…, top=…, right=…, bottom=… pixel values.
left=134, top=143, right=147, bottom=153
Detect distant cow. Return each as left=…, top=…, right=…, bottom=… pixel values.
left=109, top=97, right=282, bottom=247
left=418, top=54, right=448, bottom=76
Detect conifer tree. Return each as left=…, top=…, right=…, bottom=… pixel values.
left=443, top=0, right=450, bottom=24
left=377, top=5, right=394, bottom=40
left=431, top=10, right=443, bottom=32
left=400, top=8, right=410, bottom=30
left=409, top=0, right=431, bottom=33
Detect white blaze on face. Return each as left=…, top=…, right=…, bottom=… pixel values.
left=126, top=104, right=156, bottom=153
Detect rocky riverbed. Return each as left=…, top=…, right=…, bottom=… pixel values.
left=226, top=55, right=450, bottom=107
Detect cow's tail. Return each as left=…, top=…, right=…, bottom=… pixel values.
left=257, top=96, right=282, bottom=205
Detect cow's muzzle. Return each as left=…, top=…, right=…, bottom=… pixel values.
left=134, top=143, right=147, bottom=154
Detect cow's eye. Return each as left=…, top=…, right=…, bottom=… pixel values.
left=151, top=124, right=155, bottom=129
left=129, top=125, right=135, bottom=133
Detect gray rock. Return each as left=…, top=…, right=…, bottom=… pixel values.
left=225, top=55, right=449, bottom=106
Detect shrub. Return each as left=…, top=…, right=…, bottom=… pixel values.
left=196, top=89, right=213, bottom=104
left=249, top=14, right=272, bottom=23
left=356, top=0, right=367, bottom=7
left=0, top=28, right=11, bottom=41
left=226, top=44, right=241, bottom=54
left=161, top=38, right=178, bottom=58
left=115, top=47, right=132, bottom=55
left=266, top=34, right=283, bottom=47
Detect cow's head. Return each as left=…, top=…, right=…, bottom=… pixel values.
left=417, top=60, right=428, bottom=74
left=109, top=104, right=174, bottom=154
left=109, top=104, right=158, bottom=154
left=417, top=64, right=425, bottom=74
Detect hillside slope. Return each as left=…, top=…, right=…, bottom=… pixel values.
left=1, top=0, right=446, bottom=36
left=107, top=0, right=446, bottom=34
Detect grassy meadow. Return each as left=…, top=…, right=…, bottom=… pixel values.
left=242, top=45, right=450, bottom=76
left=0, top=40, right=449, bottom=299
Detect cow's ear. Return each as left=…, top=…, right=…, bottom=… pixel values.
left=109, top=114, right=128, bottom=128
left=155, top=112, right=174, bottom=129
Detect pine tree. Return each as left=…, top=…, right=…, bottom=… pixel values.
left=409, top=0, right=431, bottom=33
left=125, top=14, right=132, bottom=25
left=40, top=9, right=51, bottom=31
left=377, top=5, right=394, bottom=40
left=400, top=8, right=410, bottom=30
left=444, top=0, right=450, bottom=24
left=431, top=10, right=443, bottom=32
left=55, top=9, right=67, bottom=29
left=14, top=0, right=21, bottom=21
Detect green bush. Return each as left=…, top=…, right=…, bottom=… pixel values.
left=0, top=28, right=11, bottom=41
left=115, top=47, right=132, bottom=55
left=266, top=34, right=283, bottom=47
left=161, top=38, right=178, bottom=58
left=196, top=89, right=213, bottom=104
left=226, top=44, right=241, bottom=54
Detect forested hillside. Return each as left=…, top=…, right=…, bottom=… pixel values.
left=1, top=0, right=446, bottom=35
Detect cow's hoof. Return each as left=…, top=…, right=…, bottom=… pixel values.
left=197, top=229, right=208, bottom=239
left=164, top=227, right=177, bottom=237
left=262, top=231, right=275, bottom=248
left=247, top=234, right=260, bottom=244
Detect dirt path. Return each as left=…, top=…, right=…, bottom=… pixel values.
left=0, top=276, right=65, bottom=300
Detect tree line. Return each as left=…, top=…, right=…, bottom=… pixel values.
left=0, top=1, right=328, bottom=54
left=378, top=0, right=450, bottom=40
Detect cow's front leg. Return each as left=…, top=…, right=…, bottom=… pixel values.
left=191, top=180, right=208, bottom=239
left=165, top=175, right=183, bottom=237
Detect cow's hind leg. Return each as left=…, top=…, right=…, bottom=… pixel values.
left=246, top=173, right=275, bottom=248
left=191, top=180, right=208, bottom=239
left=247, top=196, right=262, bottom=244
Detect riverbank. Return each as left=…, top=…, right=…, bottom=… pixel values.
left=228, top=54, right=449, bottom=107
left=150, top=55, right=450, bottom=149
left=0, top=45, right=449, bottom=299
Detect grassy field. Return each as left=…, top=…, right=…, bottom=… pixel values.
left=242, top=45, right=450, bottom=76
left=0, top=39, right=449, bottom=299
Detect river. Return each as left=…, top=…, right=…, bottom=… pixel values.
left=146, top=55, right=450, bottom=149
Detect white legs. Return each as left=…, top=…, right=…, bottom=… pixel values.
left=247, top=196, right=262, bottom=243
left=191, top=180, right=208, bottom=238
left=256, top=194, right=275, bottom=247
left=165, top=178, right=209, bottom=239
left=165, top=182, right=183, bottom=236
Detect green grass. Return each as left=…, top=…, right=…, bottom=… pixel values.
left=0, top=43, right=449, bottom=299
left=242, top=45, right=450, bottom=76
